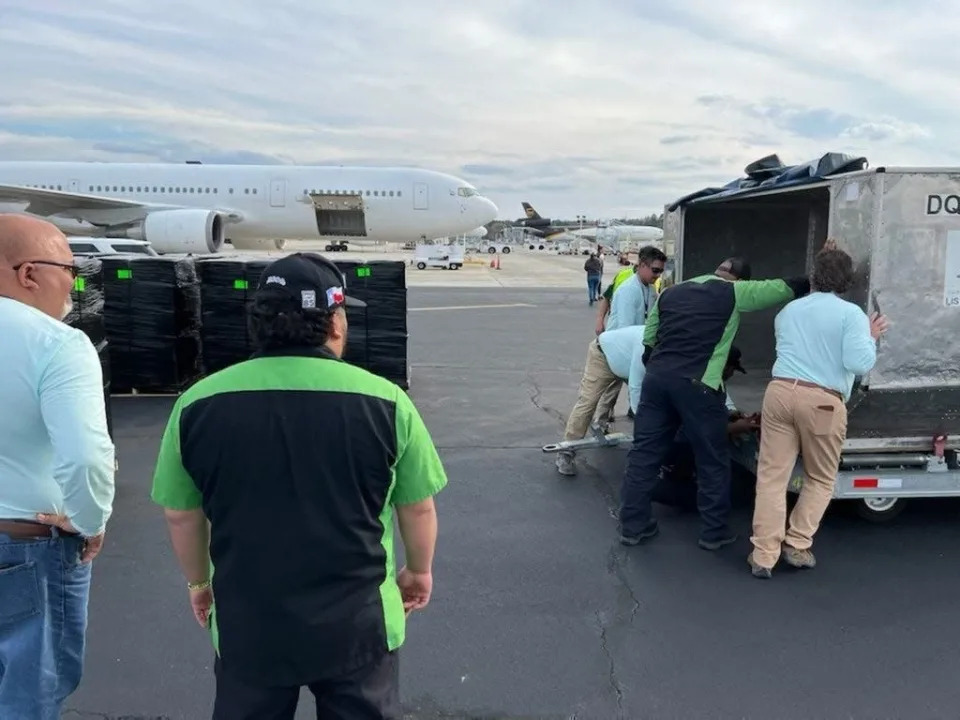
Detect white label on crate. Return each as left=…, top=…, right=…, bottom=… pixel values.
left=878, top=478, right=903, bottom=489
left=945, top=231, right=960, bottom=308
left=844, top=182, right=859, bottom=202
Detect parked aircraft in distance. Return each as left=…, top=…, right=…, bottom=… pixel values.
left=569, top=221, right=663, bottom=247
left=0, top=161, right=499, bottom=254
left=512, top=201, right=572, bottom=240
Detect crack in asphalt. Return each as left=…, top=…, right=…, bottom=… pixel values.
left=594, top=610, right=625, bottom=718
left=526, top=374, right=567, bottom=426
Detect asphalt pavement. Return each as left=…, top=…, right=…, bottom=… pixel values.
left=64, top=286, right=960, bottom=720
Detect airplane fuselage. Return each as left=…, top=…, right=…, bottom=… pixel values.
left=0, top=162, right=498, bottom=246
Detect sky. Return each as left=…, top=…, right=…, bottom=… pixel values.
left=0, top=0, right=956, bottom=220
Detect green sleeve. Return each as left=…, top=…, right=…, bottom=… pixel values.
left=151, top=397, right=203, bottom=510
left=643, top=295, right=661, bottom=347
left=733, top=279, right=796, bottom=313
left=602, top=282, right=615, bottom=301
left=391, top=392, right=448, bottom=505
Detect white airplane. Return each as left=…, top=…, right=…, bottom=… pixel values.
left=0, top=161, right=499, bottom=254
left=569, top=221, right=663, bottom=248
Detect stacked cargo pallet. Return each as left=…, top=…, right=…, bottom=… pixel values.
left=99, top=256, right=203, bottom=394
left=64, top=257, right=113, bottom=438
left=196, top=255, right=409, bottom=388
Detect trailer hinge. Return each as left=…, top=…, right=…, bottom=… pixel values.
left=934, top=434, right=947, bottom=457
left=927, top=434, right=949, bottom=473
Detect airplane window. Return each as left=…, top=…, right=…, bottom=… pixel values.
left=397, top=190, right=402, bottom=197
left=457, top=187, right=479, bottom=197
left=205, top=188, right=210, bottom=194
left=190, top=188, right=195, bottom=194
left=213, top=188, right=217, bottom=194
left=365, top=191, right=370, bottom=196
left=253, top=189, right=257, bottom=194
left=153, top=186, right=157, bottom=192
left=89, top=186, right=94, bottom=191
left=229, top=188, right=234, bottom=194
left=374, top=191, right=379, bottom=196
left=160, top=188, right=165, bottom=193
left=389, top=191, right=394, bottom=197
left=113, top=186, right=117, bottom=191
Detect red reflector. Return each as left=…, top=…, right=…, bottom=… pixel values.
left=853, top=478, right=879, bottom=488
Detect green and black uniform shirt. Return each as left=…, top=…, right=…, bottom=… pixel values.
left=601, top=266, right=635, bottom=302
left=643, top=274, right=810, bottom=390
left=151, top=345, right=447, bottom=687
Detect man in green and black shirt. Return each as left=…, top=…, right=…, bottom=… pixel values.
left=618, top=256, right=809, bottom=550
left=151, top=252, right=447, bottom=720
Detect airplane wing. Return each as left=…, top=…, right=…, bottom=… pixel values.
left=0, top=184, right=243, bottom=224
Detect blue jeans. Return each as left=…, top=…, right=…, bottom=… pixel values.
left=587, top=274, right=601, bottom=303
left=619, top=371, right=733, bottom=543
left=0, top=530, right=91, bottom=719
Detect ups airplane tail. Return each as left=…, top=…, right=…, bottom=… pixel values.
left=521, top=202, right=542, bottom=220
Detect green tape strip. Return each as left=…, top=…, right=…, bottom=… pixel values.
left=117, top=269, right=132, bottom=280
left=234, top=279, right=249, bottom=290
left=73, top=277, right=86, bottom=292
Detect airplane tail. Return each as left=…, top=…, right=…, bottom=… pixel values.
left=521, top=202, right=542, bottom=220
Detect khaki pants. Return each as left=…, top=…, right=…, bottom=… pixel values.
left=595, top=378, right=623, bottom=421
left=562, top=340, right=620, bottom=442
left=750, top=378, right=847, bottom=568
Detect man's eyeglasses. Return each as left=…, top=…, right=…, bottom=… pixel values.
left=12, top=260, right=80, bottom=279
left=650, top=266, right=665, bottom=275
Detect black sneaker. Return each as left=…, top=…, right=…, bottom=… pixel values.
left=619, top=522, right=659, bottom=546
left=698, top=533, right=738, bottom=551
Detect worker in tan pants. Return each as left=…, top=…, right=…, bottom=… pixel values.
left=748, top=240, right=888, bottom=578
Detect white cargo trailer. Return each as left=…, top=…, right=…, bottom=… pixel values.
left=546, top=154, right=960, bottom=522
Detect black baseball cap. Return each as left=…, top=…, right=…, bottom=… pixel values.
left=727, top=345, right=747, bottom=374
left=717, top=257, right=752, bottom=281
left=255, top=252, right=367, bottom=310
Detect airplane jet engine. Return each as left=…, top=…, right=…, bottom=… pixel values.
left=116, top=209, right=225, bottom=254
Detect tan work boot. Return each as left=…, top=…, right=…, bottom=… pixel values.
left=555, top=451, right=576, bottom=477
left=782, top=545, right=816, bottom=569
left=747, top=552, right=772, bottom=579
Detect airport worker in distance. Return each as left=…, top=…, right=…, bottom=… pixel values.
left=748, top=240, right=888, bottom=579
left=0, top=213, right=116, bottom=719
left=593, top=246, right=667, bottom=426
left=617, top=255, right=811, bottom=550
left=583, top=252, right=603, bottom=305
left=151, top=252, right=448, bottom=720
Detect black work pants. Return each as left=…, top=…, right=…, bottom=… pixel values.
left=212, top=651, right=401, bottom=720
left=619, top=370, right=733, bottom=543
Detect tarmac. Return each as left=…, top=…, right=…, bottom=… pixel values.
left=63, top=251, right=960, bottom=719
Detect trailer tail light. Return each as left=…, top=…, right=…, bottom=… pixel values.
left=853, top=477, right=903, bottom=489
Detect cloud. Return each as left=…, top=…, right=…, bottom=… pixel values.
left=0, top=0, right=955, bottom=218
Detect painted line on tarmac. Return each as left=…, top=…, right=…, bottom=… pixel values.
left=409, top=303, right=537, bottom=312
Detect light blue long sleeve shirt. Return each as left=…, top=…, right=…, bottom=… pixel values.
left=600, top=324, right=741, bottom=414
left=0, top=298, right=116, bottom=537
left=605, top=275, right=655, bottom=331
left=771, top=292, right=877, bottom=401
left=598, top=325, right=646, bottom=413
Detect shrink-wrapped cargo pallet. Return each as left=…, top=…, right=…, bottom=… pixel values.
left=64, top=256, right=107, bottom=346
left=100, top=256, right=203, bottom=394
left=64, top=257, right=113, bottom=438
left=196, top=255, right=408, bottom=387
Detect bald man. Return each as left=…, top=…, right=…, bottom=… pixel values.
left=0, top=214, right=116, bottom=718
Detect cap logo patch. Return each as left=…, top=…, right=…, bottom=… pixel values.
left=326, top=286, right=345, bottom=307
left=301, top=290, right=316, bottom=308
left=265, top=275, right=286, bottom=286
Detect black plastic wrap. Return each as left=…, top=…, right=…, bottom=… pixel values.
left=196, top=256, right=273, bottom=374
left=64, top=257, right=106, bottom=346
left=335, top=260, right=409, bottom=388
left=196, top=256, right=408, bottom=387
left=100, top=256, right=202, bottom=393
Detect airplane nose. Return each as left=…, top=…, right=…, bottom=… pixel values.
left=475, top=197, right=498, bottom=225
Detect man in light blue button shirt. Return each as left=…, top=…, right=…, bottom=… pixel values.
left=0, top=214, right=116, bottom=718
